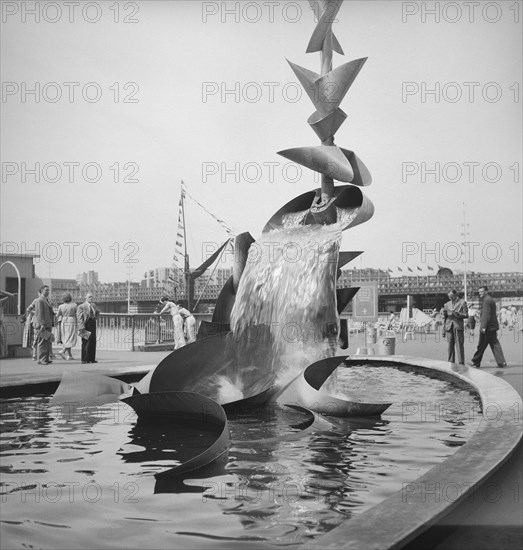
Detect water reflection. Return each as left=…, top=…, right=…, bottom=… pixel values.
left=118, top=418, right=229, bottom=494
left=0, top=367, right=482, bottom=548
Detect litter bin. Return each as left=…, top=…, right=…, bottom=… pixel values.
left=366, top=326, right=377, bottom=345
left=378, top=335, right=396, bottom=355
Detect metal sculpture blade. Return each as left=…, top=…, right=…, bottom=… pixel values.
left=287, top=58, right=367, bottom=116
left=277, top=145, right=355, bottom=182
left=275, top=356, right=392, bottom=417
left=306, top=0, right=345, bottom=54
left=338, top=251, right=363, bottom=269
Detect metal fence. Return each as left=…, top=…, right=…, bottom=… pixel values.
left=96, top=313, right=212, bottom=351
left=93, top=312, right=450, bottom=351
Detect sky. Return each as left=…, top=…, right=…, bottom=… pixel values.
left=1, top=0, right=522, bottom=283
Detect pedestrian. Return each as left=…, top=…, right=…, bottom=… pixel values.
left=157, top=296, right=185, bottom=350
left=506, top=306, right=515, bottom=330
left=56, top=292, right=78, bottom=360
left=178, top=306, right=197, bottom=343
left=77, top=293, right=99, bottom=364
left=387, top=312, right=397, bottom=331
left=468, top=286, right=507, bottom=368
left=442, top=289, right=468, bottom=365
left=34, top=285, right=55, bottom=365
left=21, top=296, right=38, bottom=359
left=467, top=303, right=477, bottom=337
left=499, top=306, right=508, bottom=328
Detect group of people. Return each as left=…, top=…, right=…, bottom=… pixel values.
left=442, top=286, right=507, bottom=368
left=22, top=289, right=198, bottom=363
left=22, top=286, right=99, bottom=365
left=499, top=305, right=521, bottom=331
left=157, top=296, right=196, bottom=350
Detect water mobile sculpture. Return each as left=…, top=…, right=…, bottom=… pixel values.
left=53, top=0, right=391, bottom=475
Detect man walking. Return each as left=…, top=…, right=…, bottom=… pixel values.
left=77, top=293, right=99, bottom=364
left=34, top=285, right=55, bottom=365
left=468, top=286, right=507, bottom=368
left=443, top=289, right=468, bottom=365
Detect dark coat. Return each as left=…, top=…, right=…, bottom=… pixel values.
left=34, top=295, right=54, bottom=329
left=479, top=293, right=499, bottom=331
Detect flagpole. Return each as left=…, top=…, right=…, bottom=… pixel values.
left=181, top=181, right=190, bottom=310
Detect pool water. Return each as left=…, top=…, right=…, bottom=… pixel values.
left=0, top=365, right=482, bottom=549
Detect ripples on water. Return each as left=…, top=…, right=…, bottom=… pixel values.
left=1, top=367, right=481, bottom=549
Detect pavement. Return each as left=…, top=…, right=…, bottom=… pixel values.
left=0, top=328, right=521, bottom=391
left=0, top=348, right=169, bottom=391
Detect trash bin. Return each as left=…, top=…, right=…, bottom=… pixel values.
left=367, top=326, right=377, bottom=345
left=378, top=335, right=396, bottom=355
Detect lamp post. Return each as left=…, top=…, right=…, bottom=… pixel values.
left=461, top=202, right=470, bottom=301
left=126, top=261, right=132, bottom=314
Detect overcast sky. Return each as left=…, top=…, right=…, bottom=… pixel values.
left=1, top=0, right=522, bottom=282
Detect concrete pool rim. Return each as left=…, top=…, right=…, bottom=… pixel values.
left=304, top=355, right=523, bottom=550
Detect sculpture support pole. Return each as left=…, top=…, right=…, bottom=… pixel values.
left=319, top=28, right=334, bottom=207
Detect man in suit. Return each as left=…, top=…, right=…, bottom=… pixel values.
left=442, top=289, right=468, bottom=365
left=77, top=293, right=99, bottom=364
left=468, top=286, right=507, bottom=368
left=34, top=285, right=55, bottom=365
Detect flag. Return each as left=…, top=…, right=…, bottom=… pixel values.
left=428, top=265, right=434, bottom=271
left=172, top=194, right=186, bottom=266
left=388, top=268, right=393, bottom=273
left=417, top=266, right=422, bottom=271
left=165, top=184, right=187, bottom=294
left=184, top=182, right=235, bottom=237
left=408, top=267, right=413, bottom=272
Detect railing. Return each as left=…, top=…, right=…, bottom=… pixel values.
left=341, top=312, right=437, bottom=335
left=95, top=313, right=212, bottom=351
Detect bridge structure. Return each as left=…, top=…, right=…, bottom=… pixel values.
left=54, top=270, right=522, bottom=313
left=340, top=271, right=523, bottom=311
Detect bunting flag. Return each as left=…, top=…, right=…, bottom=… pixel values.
left=387, top=268, right=393, bottom=273
left=417, top=266, right=423, bottom=271
left=428, top=265, right=434, bottom=271
left=183, top=180, right=235, bottom=238
left=172, top=200, right=185, bottom=264
left=164, top=184, right=187, bottom=294
left=407, top=267, right=413, bottom=272
left=397, top=267, right=403, bottom=272
left=164, top=180, right=236, bottom=296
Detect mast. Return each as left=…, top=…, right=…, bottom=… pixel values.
left=180, top=182, right=191, bottom=310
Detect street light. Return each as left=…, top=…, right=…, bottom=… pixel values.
left=460, top=202, right=470, bottom=302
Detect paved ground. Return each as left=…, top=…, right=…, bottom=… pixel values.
left=1, top=328, right=521, bottom=390
left=0, top=349, right=169, bottom=389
